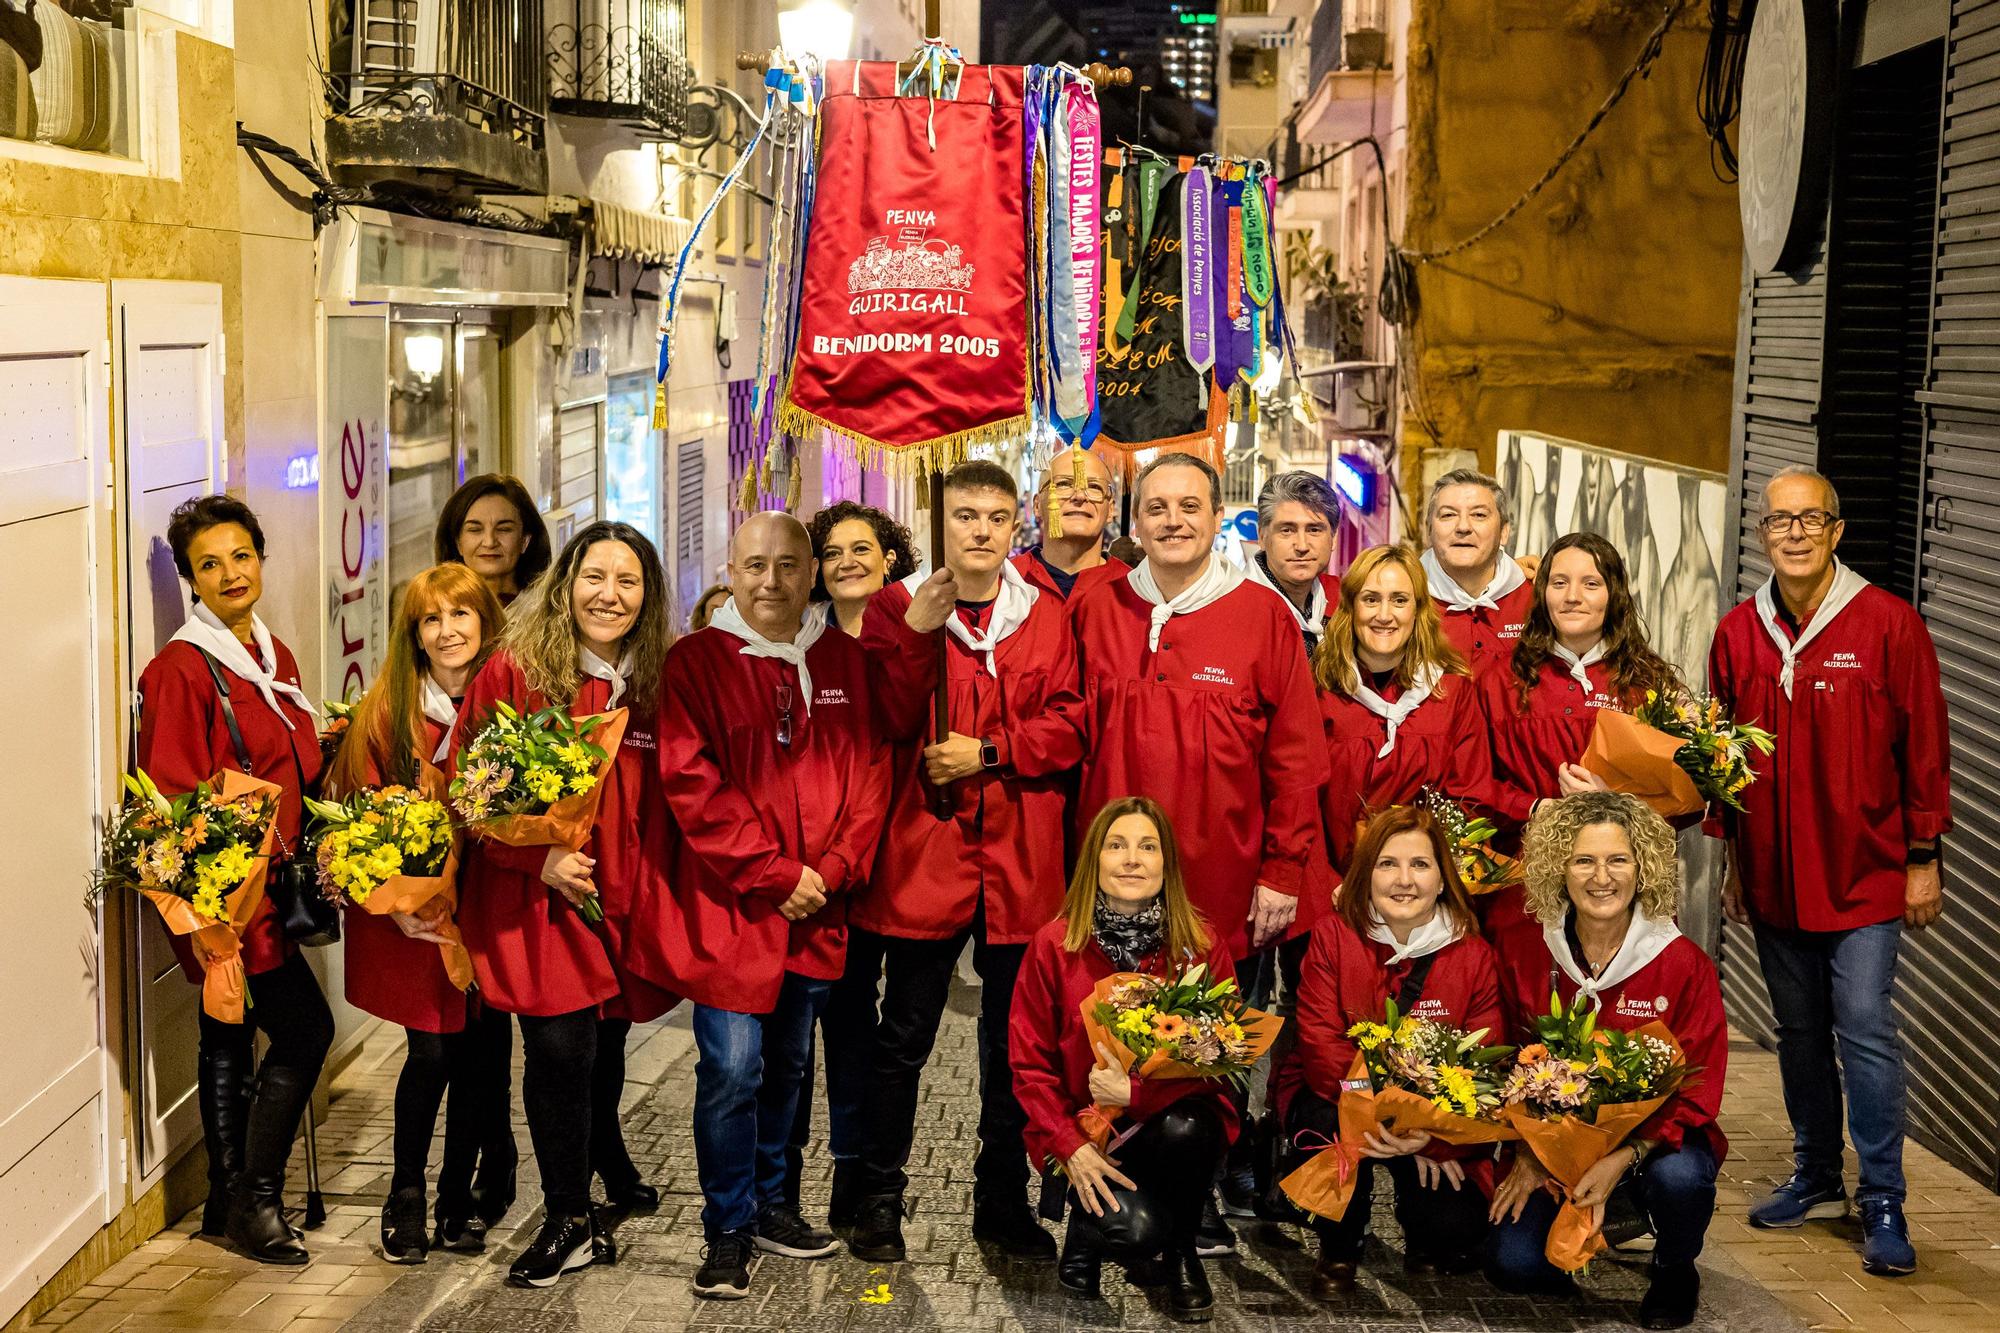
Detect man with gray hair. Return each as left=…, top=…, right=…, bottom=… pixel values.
left=1707, top=465, right=1950, bottom=1280
left=1422, top=468, right=1535, bottom=669
left=1245, top=471, right=1341, bottom=652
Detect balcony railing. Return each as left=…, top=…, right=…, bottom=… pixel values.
left=546, top=0, right=691, bottom=141
left=328, top=0, right=549, bottom=196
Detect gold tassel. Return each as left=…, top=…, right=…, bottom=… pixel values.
left=785, top=459, right=803, bottom=511
left=1071, top=448, right=1085, bottom=488
left=738, top=466, right=759, bottom=512
left=651, top=382, right=668, bottom=430
left=1048, top=489, right=1065, bottom=540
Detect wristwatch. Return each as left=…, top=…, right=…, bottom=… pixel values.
left=1907, top=842, right=1942, bottom=868
left=980, top=740, right=1001, bottom=771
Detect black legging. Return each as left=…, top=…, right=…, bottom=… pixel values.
left=1069, top=1100, right=1228, bottom=1258
left=196, top=953, right=334, bottom=1194
left=516, top=1010, right=637, bottom=1217
left=391, top=1003, right=513, bottom=1208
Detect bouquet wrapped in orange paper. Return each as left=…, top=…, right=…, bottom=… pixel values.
left=1579, top=709, right=1704, bottom=818
left=1282, top=1002, right=1517, bottom=1221
left=306, top=770, right=472, bottom=990
left=91, top=768, right=281, bottom=1023
left=1500, top=991, right=1693, bottom=1271
left=1076, top=963, right=1281, bottom=1151
left=449, top=704, right=628, bottom=921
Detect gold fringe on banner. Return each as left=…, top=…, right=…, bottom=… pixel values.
left=775, top=399, right=1034, bottom=481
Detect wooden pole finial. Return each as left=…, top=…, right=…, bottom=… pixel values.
left=736, top=50, right=772, bottom=70
left=1081, top=63, right=1135, bottom=88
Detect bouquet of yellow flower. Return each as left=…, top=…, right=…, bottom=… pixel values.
left=305, top=782, right=472, bottom=989
left=1500, top=991, right=1693, bottom=1271
left=1076, top=963, right=1282, bottom=1151
left=1281, top=1001, right=1517, bottom=1222
left=91, top=768, right=281, bottom=1022
left=1416, top=788, right=1521, bottom=894
left=1632, top=688, right=1776, bottom=813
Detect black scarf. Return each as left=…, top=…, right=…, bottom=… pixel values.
left=1092, top=895, right=1165, bottom=972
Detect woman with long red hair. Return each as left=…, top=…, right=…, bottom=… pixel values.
left=1274, top=805, right=1503, bottom=1299
left=325, top=564, right=506, bottom=1263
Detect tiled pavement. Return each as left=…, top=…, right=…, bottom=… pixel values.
left=21, top=976, right=2000, bottom=1333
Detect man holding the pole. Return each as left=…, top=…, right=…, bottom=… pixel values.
left=831, top=459, right=1089, bottom=1262
left=1069, top=451, right=1330, bottom=1253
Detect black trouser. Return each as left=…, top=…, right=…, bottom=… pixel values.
left=517, top=1010, right=635, bottom=1216
left=196, top=953, right=334, bottom=1199
left=393, top=1003, right=516, bottom=1207
left=1067, top=1101, right=1227, bottom=1257
left=1286, top=1088, right=1489, bottom=1264
left=837, top=920, right=1033, bottom=1206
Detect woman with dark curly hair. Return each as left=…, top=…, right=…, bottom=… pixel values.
left=1487, top=792, right=1727, bottom=1330
left=1473, top=532, right=1685, bottom=958
left=807, top=502, right=916, bottom=637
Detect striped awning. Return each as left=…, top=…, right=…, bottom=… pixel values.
left=587, top=197, right=692, bottom=265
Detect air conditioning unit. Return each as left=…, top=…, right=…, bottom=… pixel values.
left=1344, top=28, right=1387, bottom=70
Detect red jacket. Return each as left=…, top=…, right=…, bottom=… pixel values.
left=137, top=638, right=322, bottom=982
left=341, top=716, right=470, bottom=1034
left=633, top=625, right=891, bottom=1014
left=451, top=652, right=677, bottom=1021
left=1435, top=580, right=1536, bottom=674
left=1497, top=930, right=1729, bottom=1162
left=854, top=581, right=1086, bottom=943
left=1706, top=586, right=1952, bottom=931
left=1009, top=918, right=1241, bottom=1168
left=1274, top=916, right=1503, bottom=1132
left=1070, top=575, right=1330, bottom=956
left=1013, top=548, right=1122, bottom=601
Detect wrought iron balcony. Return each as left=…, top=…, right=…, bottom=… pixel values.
left=328, top=0, right=550, bottom=196
left=546, top=0, right=691, bottom=142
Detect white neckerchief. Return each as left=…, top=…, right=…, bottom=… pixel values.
left=1550, top=639, right=1606, bottom=690
left=1346, top=662, right=1442, bottom=759
left=1546, top=910, right=1681, bottom=1006
left=420, top=672, right=461, bottom=764
left=1126, top=554, right=1248, bottom=651
left=711, top=596, right=829, bottom=713
left=1422, top=547, right=1526, bottom=613
left=1245, top=553, right=1329, bottom=638
left=1755, top=560, right=1869, bottom=699
left=168, top=603, right=319, bottom=731
left=577, top=646, right=632, bottom=710
left=1367, top=909, right=1460, bottom=968
left=900, top=559, right=1039, bottom=676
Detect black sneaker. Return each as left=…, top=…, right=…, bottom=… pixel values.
left=756, top=1204, right=839, bottom=1259
left=972, top=1200, right=1057, bottom=1259
left=1217, top=1170, right=1258, bottom=1219
left=507, top=1213, right=597, bottom=1288
left=1194, top=1196, right=1236, bottom=1259
left=433, top=1211, right=485, bottom=1255
left=694, top=1230, right=754, bottom=1300
left=380, top=1188, right=429, bottom=1264
left=848, top=1194, right=907, bottom=1262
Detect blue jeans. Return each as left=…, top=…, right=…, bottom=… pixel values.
left=1752, top=920, right=1907, bottom=1202
left=691, top=972, right=832, bottom=1238
left=1488, top=1139, right=1718, bottom=1288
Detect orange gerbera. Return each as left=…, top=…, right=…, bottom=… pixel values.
left=1518, top=1044, right=1548, bottom=1063
left=1150, top=1013, right=1189, bottom=1042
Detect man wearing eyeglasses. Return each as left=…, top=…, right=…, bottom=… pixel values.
left=830, top=458, right=1089, bottom=1264
left=1706, top=465, right=1951, bottom=1281
left=643, top=512, right=892, bottom=1301
left=1017, top=445, right=1121, bottom=599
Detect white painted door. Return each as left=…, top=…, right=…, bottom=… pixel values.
left=113, top=281, right=224, bottom=1182
left=0, top=277, right=110, bottom=1326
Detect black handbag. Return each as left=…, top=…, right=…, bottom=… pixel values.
left=197, top=648, right=341, bottom=948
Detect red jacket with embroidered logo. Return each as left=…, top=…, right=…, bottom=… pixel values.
left=633, top=625, right=891, bottom=1015
left=1497, top=930, right=1729, bottom=1162
left=1705, top=585, right=1952, bottom=931
left=854, top=580, right=1087, bottom=944
left=1012, top=548, right=1122, bottom=602
left=138, top=638, right=322, bottom=983
left=1070, top=575, right=1330, bottom=957
left=1272, top=915, right=1503, bottom=1136
left=450, top=652, right=677, bottom=1022
left=1009, top=918, right=1241, bottom=1168
left=1435, top=580, right=1536, bottom=674
left=341, top=716, right=470, bottom=1034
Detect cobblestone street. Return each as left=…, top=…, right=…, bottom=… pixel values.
left=23, top=974, right=2000, bottom=1333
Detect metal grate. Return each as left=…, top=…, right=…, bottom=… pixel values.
left=339, top=0, right=547, bottom=150
left=675, top=436, right=704, bottom=619
left=546, top=0, right=692, bottom=141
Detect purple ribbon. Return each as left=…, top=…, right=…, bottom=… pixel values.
left=1182, top=166, right=1215, bottom=373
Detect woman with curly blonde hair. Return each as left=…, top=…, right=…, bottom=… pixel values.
left=1487, top=792, right=1728, bottom=1330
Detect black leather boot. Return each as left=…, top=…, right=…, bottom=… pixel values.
left=848, top=1193, right=907, bottom=1262
left=828, top=1159, right=863, bottom=1231
left=1057, top=1217, right=1102, bottom=1299
left=197, top=1039, right=253, bottom=1236
left=225, top=1065, right=313, bottom=1265
left=471, top=1133, right=519, bottom=1230
left=1168, top=1244, right=1215, bottom=1323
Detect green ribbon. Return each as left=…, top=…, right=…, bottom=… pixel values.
left=1242, top=172, right=1273, bottom=310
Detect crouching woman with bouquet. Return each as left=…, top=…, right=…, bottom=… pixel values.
left=1489, top=791, right=1727, bottom=1330
left=1010, top=797, right=1238, bottom=1324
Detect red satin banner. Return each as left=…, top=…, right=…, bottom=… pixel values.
left=780, top=61, right=1031, bottom=473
